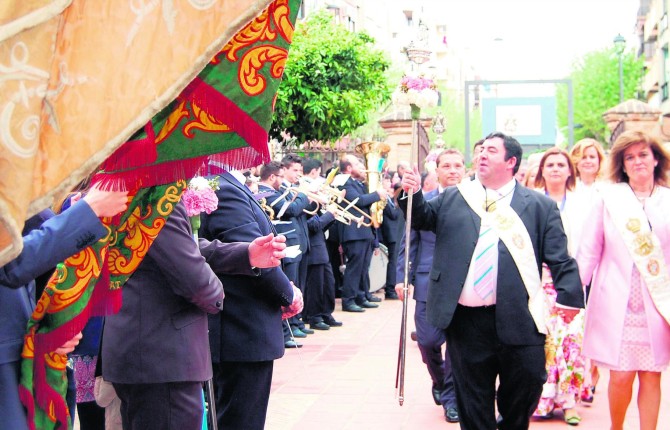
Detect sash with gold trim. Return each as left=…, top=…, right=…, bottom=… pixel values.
left=457, top=181, right=546, bottom=334
left=600, top=183, right=670, bottom=324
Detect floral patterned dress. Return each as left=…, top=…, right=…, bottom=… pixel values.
left=533, top=266, right=587, bottom=417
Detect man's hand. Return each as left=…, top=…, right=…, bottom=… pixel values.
left=248, top=234, right=286, bottom=268
left=401, top=166, right=421, bottom=194
left=83, top=184, right=129, bottom=217
left=556, top=307, right=580, bottom=324
left=281, top=283, right=304, bottom=319
left=54, top=332, right=83, bottom=355
left=394, top=282, right=414, bottom=301
left=377, top=189, right=387, bottom=201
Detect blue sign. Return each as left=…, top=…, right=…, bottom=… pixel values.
left=481, top=97, right=556, bottom=146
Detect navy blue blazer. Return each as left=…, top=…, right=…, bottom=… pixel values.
left=400, top=183, right=584, bottom=346
left=306, top=212, right=336, bottom=266
left=0, top=203, right=106, bottom=365
left=258, top=183, right=310, bottom=262
left=201, top=173, right=293, bottom=363
left=103, top=202, right=243, bottom=384
left=396, top=189, right=438, bottom=303
left=380, top=197, right=403, bottom=246
left=337, top=177, right=380, bottom=243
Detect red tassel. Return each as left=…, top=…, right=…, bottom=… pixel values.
left=180, top=77, right=269, bottom=153
left=102, top=122, right=158, bottom=172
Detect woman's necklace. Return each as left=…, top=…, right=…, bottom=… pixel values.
left=628, top=182, right=655, bottom=207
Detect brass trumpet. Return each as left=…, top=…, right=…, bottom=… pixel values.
left=282, top=179, right=374, bottom=227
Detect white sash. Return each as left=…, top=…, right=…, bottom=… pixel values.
left=600, top=183, right=670, bottom=324
left=457, top=181, right=546, bottom=334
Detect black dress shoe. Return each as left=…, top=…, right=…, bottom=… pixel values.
left=358, top=300, right=379, bottom=309
left=385, top=291, right=399, bottom=300
left=323, top=316, right=343, bottom=327
left=310, top=322, right=330, bottom=330
left=444, top=407, right=459, bottom=423
left=284, top=340, right=303, bottom=348
left=291, top=328, right=307, bottom=338
left=431, top=384, right=442, bottom=405
left=367, top=296, right=382, bottom=303
left=301, top=327, right=315, bottom=334
left=343, top=304, right=365, bottom=312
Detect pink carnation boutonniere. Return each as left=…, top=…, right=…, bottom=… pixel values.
left=391, top=73, right=439, bottom=119
left=182, top=176, right=219, bottom=239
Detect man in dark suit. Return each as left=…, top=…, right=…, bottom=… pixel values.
left=258, top=161, right=312, bottom=341
left=201, top=171, right=297, bottom=430
left=400, top=132, right=584, bottom=430
left=337, top=155, right=385, bottom=312
left=103, top=199, right=286, bottom=430
left=1, top=186, right=128, bottom=430
left=380, top=174, right=403, bottom=300
left=396, top=149, right=466, bottom=423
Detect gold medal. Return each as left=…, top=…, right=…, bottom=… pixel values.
left=626, top=218, right=641, bottom=233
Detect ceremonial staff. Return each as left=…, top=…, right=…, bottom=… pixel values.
left=392, top=70, right=437, bottom=405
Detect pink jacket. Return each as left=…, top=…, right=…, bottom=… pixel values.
left=576, top=186, right=670, bottom=368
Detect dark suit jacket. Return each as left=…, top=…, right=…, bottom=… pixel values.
left=0, top=203, right=106, bottom=365
left=258, top=183, right=310, bottom=262
left=201, top=173, right=293, bottom=363
left=400, top=183, right=583, bottom=346
left=337, top=177, right=380, bottom=243
left=103, top=202, right=250, bottom=383
left=396, top=189, right=438, bottom=303
left=380, top=197, right=403, bottom=246
left=306, top=212, right=336, bottom=266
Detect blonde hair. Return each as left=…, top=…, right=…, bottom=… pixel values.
left=569, top=138, right=606, bottom=179
left=608, top=130, right=670, bottom=186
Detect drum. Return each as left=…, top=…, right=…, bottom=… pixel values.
left=368, top=244, right=389, bottom=293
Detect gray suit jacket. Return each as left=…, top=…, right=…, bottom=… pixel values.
left=400, top=183, right=583, bottom=346
left=103, top=201, right=253, bottom=383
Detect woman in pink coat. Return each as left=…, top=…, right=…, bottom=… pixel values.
left=577, top=130, right=670, bottom=430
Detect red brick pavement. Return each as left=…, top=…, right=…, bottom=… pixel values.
left=266, top=295, right=670, bottom=430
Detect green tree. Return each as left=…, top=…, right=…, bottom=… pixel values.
left=271, top=10, right=391, bottom=143
left=557, top=47, right=644, bottom=144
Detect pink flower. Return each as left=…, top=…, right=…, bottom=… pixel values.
left=182, top=187, right=218, bottom=217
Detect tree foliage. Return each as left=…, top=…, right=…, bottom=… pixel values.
left=557, top=48, right=644, bottom=144
left=271, top=10, right=392, bottom=143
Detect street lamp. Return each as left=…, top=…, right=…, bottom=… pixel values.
left=614, top=33, right=626, bottom=103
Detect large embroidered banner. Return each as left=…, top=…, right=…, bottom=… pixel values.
left=0, top=0, right=275, bottom=267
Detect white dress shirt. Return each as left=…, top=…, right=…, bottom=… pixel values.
left=458, top=178, right=517, bottom=307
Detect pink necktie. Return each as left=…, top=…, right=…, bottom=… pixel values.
left=473, top=226, right=496, bottom=301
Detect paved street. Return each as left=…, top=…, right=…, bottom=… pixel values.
left=267, top=294, right=670, bottom=430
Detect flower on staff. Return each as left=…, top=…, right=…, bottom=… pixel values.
left=182, top=176, right=219, bottom=217
left=391, top=74, right=439, bottom=111
left=182, top=176, right=219, bottom=237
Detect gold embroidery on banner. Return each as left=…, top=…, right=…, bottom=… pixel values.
left=49, top=247, right=105, bottom=313
left=156, top=101, right=190, bottom=145
left=107, top=206, right=166, bottom=277
left=626, top=218, right=641, bottom=234
left=157, top=181, right=186, bottom=216
left=183, top=103, right=232, bottom=137
left=239, top=45, right=288, bottom=96
left=648, top=258, right=661, bottom=276
left=220, top=0, right=293, bottom=62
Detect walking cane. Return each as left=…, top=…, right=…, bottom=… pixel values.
left=395, top=105, right=420, bottom=406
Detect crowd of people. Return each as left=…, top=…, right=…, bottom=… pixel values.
left=2, top=129, right=670, bottom=430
